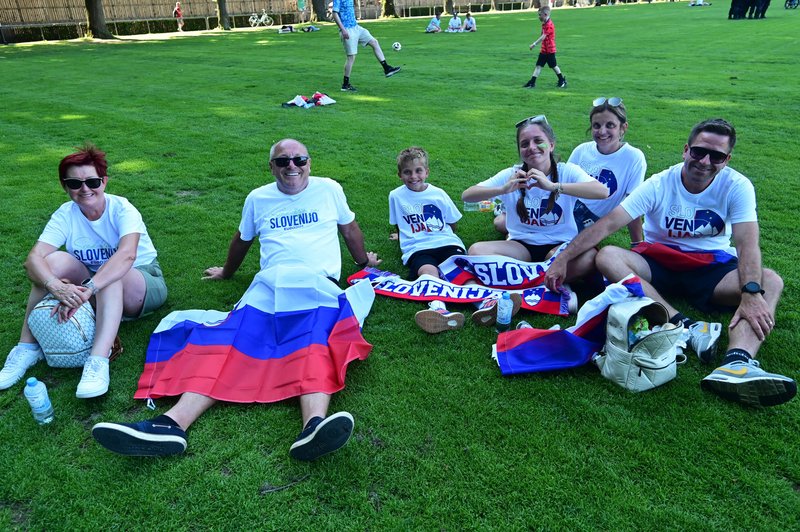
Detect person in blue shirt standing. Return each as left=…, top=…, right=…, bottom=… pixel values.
left=332, top=0, right=401, bottom=92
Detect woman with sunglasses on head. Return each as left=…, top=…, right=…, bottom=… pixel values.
left=462, top=116, right=608, bottom=277
left=0, top=143, right=167, bottom=398
left=568, top=97, right=647, bottom=245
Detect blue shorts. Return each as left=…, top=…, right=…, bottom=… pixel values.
left=407, top=245, right=465, bottom=280
left=512, top=240, right=563, bottom=262
left=641, top=254, right=739, bottom=313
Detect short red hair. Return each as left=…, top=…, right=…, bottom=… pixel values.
left=58, top=142, right=108, bottom=181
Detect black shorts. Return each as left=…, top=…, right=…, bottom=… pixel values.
left=641, top=255, right=739, bottom=313
left=536, top=53, right=558, bottom=68
left=512, top=240, right=563, bottom=262
left=407, top=245, right=465, bottom=280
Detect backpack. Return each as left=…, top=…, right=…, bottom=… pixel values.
left=27, top=294, right=96, bottom=368
left=593, top=298, right=685, bottom=392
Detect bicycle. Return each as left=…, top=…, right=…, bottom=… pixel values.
left=249, top=9, right=274, bottom=27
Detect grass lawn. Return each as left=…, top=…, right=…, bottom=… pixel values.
left=1, top=4, right=799, bottom=529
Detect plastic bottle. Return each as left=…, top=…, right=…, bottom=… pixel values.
left=496, top=292, right=513, bottom=333
left=463, top=201, right=481, bottom=212
left=24, top=377, right=54, bottom=425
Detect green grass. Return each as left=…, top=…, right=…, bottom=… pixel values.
left=1, top=4, right=799, bottom=529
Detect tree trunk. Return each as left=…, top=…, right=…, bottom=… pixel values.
left=84, top=0, right=113, bottom=39
left=381, top=0, right=397, bottom=17
left=311, top=0, right=328, bottom=21
left=216, top=0, right=231, bottom=29
left=445, top=0, right=454, bottom=14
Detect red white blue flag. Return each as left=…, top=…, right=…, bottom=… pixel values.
left=135, top=266, right=375, bottom=403
left=437, top=246, right=567, bottom=289
left=632, top=242, right=736, bottom=271
left=493, top=275, right=646, bottom=375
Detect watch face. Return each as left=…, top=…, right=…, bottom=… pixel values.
left=743, top=282, right=762, bottom=294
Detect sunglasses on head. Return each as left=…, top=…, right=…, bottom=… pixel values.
left=592, top=97, right=623, bottom=107
left=62, top=177, right=103, bottom=190
left=515, top=115, right=548, bottom=128
left=271, top=155, right=309, bottom=167
left=688, top=146, right=728, bottom=164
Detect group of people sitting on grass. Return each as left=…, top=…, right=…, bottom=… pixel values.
left=1, top=103, right=795, bottom=463
left=426, top=11, right=477, bottom=33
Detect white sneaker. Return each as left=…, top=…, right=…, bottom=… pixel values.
left=0, top=345, right=44, bottom=390
left=76, top=355, right=110, bottom=398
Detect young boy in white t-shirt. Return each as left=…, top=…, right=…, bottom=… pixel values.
left=388, top=147, right=466, bottom=333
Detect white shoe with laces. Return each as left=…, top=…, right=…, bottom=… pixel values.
left=76, top=355, right=110, bottom=398
left=0, top=345, right=44, bottom=390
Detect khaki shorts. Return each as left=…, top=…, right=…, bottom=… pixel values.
left=341, top=25, right=374, bottom=55
left=128, top=259, right=168, bottom=320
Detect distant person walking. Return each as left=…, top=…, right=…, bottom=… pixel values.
left=172, top=1, right=184, bottom=32
left=523, top=6, right=567, bottom=89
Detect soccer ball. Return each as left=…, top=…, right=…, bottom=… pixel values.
left=392, top=42, right=401, bottom=51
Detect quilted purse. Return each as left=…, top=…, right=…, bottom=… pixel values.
left=27, top=294, right=96, bottom=368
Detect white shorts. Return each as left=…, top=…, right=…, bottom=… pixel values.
left=341, top=25, right=374, bottom=55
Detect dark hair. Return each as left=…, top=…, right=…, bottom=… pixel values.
left=515, top=122, right=559, bottom=222
left=58, top=142, right=108, bottom=181
left=397, top=146, right=429, bottom=171
left=688, top=118, right=736, bottom=151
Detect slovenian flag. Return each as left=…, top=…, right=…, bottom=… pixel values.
left=135, top=265, right=375, bottom=403
left=632, top=242, right=736, bottom=271
left=494, top=275, right=645, bottom=375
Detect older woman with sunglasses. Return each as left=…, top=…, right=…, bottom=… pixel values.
left=0, top=143, right=167, bottom=398
left=568, top=97, right=647, bottom=245
left=462, top=116, right=608, bottom=276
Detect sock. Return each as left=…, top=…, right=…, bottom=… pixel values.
left=557, top=73, right=565, bottom=82
left=380, top=60, right=390, bottom=72
left=722, top=349, right=752, bottom=365
left=152, top=414, right=181, bottom=429
left=17, top=342, right=39, bottom=351
left=669, top=312, right=695, bottom=328
left=343, top=76, right=349, bottom=86
left=530, top=76, right=537, bottom=85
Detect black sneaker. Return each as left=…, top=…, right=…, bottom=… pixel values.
left=289, top=411, right=354, bottom=461
left=92, top=418, right=187, bottom=456
left=341, top=83, right=358, bottom=92
left=384, top=66, right=401, bottom=78
left=557, top=78, right=568, bottom=88
left=523, top=80, right=535, bottom=88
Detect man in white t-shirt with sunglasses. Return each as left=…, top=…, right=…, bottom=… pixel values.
left=545, top=118, right=795, bottom=408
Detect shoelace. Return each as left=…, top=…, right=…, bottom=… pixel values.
left=82, top=358, right=106, bottom=379
left=4, top=348, right=35, bottom=370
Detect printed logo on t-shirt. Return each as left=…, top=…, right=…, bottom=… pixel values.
left=401, top=203, right=445, bottom=234
left=269, top=209, right=320, bottom=231
left=665, top=206, right=725, bottom=239
left=72, top=237, right=116, bottom=269
left=521, top=198, right=563, bottom=227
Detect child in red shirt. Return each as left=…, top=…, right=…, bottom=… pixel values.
left=524, top=6, right=567, bottom=89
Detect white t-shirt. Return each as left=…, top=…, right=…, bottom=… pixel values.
left=567, top=141, right=646, bottom=218
left=238, top=176, right=355, bottom=280
left=479, top=162, right=595, bottom=245
left=447, top=17, right=461, bottom=30
left=620, top=163, right=757, bottom=255
left=426, top=17, right=441, bottom=31
left=389, top=184, right=464, bottom=264
left=463, top=17, right=476, bottom=30
left=38, top=194, right=158, bottom=273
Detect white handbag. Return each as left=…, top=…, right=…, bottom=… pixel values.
left=593, top=298, right=686, bottom=392
left=27, top=294, right=96, bottom=368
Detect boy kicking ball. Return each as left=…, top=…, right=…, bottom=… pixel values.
left=524, top=6, right=567, bottom=89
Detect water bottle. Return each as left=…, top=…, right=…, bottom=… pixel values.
left=24, top=377, right=54, bottom=425
left=463, top=201, right=481, bottom=212
left=495, top=292, right=513, bottom=333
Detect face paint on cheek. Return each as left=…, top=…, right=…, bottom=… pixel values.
left=537, top=142, right=549, bottom=150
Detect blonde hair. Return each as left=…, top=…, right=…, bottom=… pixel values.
left=397, top=147, right=429, bottom=171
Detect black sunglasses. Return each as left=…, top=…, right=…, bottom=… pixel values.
left=688, top=146, right=728, bottom=164
left=592, top=97, right=623, bottom=107
left=62, top=177, right=103, bottom=190
left=271, top=156, right=310, bottom=167
left=515, top=115, right=548, bottom=128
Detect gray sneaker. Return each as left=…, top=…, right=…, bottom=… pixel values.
left=701, top=359, right=797, bottom=407
left=683, top=321, right=722, bottom=364
left=0, top=345, right=44, bottom=390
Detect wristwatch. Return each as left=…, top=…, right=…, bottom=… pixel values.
left=741, top=282, right=764, bottom=295
left=81, top=278, right=99, bottom=295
